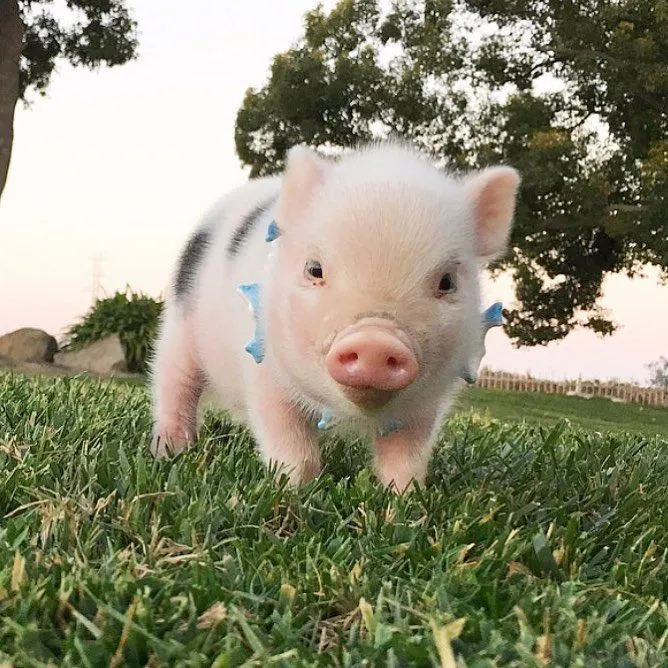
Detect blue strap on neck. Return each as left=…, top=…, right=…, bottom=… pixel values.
left=265, top=220, right=281, bottom=242
left=460, top=301, right=504, bottom=384
left=237, top=282, right=265, bottom=364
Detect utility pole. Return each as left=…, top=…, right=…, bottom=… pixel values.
left=91, top=254, right=103, bottom=305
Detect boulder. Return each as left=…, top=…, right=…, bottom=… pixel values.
left=54, top=334, right=128, bottom=375
left=0, top=328, right=58, bottom=362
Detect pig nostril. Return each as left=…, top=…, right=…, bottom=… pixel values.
left=339, top=352, right=359, bottom=365
left=327, top=328, right=418, bottom=391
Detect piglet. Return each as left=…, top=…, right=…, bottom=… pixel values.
left=149, top=142, right=520, bottom=492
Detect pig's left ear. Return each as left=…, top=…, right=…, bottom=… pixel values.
left=464, top=166, right=521, bottom=259
left=276, top=146, right=329, bottom=232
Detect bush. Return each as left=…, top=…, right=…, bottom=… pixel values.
left=64, top=287, right=163, bottom=373
left=647, top=357, right=668, bottom=388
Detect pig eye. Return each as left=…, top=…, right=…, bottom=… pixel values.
left=437, top=272, right=457, bottom=296
left=305, top=260, right=323, bottom=280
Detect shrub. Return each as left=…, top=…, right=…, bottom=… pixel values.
left=64, top=287, right=163, bottom=373
left=647, top=357, right=668, bottom=388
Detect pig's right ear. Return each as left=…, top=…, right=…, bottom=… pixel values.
left=276, top=146, right=328, bottom=231
left=464, top=166, right=521, bottom=261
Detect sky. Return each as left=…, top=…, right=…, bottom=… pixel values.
left=0, top=0, right=665, bottom=385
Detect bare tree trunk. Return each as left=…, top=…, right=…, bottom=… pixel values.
left=0, top=0, right=23, bottom=202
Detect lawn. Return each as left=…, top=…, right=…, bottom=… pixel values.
left=0, top=371, right=667, bottom=666
left=455, top=387, right=668, bottom=438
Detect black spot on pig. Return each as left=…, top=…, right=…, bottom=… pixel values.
left=174, top=228, right=211, bottom=300
left=227, top=195, right=277, bottom=258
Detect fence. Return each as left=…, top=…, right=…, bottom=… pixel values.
left=475, top=369, right=668, bottom=408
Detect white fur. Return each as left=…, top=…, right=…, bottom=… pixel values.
left=149, top=141, right=520, bottom=492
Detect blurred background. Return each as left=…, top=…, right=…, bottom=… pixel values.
left=1, top=0, right=666, bottom=385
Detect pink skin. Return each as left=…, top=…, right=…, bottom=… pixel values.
left=150, top=311, right=205, bottom=458
left=260, top=178, right=474, bottom=489
left=373, top=412, right=440, bottom=492
left=265, top=234, right=454, bottom=417
left=325, top=320, right=419, bottom=392
left=246, top=367, right=321, bottom=485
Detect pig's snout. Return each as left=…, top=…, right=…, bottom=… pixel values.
left=326, top=326, right=418, bottom=393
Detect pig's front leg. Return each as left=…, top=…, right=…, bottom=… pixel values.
left=246, top=372, right=321, bottom=486
left=372, top=416, right=439, bottom=493
left=150, top=309, right=205, bottom=458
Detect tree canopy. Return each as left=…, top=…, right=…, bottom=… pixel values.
left=648, top=356, right=668, bottom=387
left=235, top=0, right=667, bottom=347
left=0, top=0, right=138, bottom=199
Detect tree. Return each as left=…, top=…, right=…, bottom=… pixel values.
left=647, top=356, right=668, bottom=388
left=235, top=0, right=667, bottom=347
left=0, top=0, right=138, bottom=200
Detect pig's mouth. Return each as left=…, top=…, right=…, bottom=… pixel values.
left=339, top=386, right=397, bottom=411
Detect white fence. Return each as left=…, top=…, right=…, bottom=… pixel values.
left=475, top=369, right=668, bottom=408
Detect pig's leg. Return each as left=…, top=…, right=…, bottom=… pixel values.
left=149, top=307, right=205, bottom=458
left=372, top=418, right=439, bottom=493
left=246, top=373, right=321, bottom=485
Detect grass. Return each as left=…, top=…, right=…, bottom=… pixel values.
left=455, top=387, right=668, bottom=438
left=0, top=371, right=667, bottom=666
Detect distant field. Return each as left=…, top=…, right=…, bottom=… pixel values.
left=1, top=371, right=667, bottom=665
left=455, top=386, right=668, bottom=438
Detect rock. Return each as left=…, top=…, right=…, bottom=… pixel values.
left=0, top=328, right=58, bottom=362
left=54, top=334, right=128, bottom=375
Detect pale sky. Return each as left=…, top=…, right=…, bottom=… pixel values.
left=0, top=0, right=665, bottom=384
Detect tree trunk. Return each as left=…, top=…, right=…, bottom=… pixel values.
left=0, top=0, right=23, bottom=202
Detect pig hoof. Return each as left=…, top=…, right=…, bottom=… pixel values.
left=265, top=454, right=321, bottom=487
left=149, top=431, right=192, bottom=459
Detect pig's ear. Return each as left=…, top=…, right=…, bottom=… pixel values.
left=464, top=166, right=521, bottom=259
left=276, top=146, right=329, bottom=231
